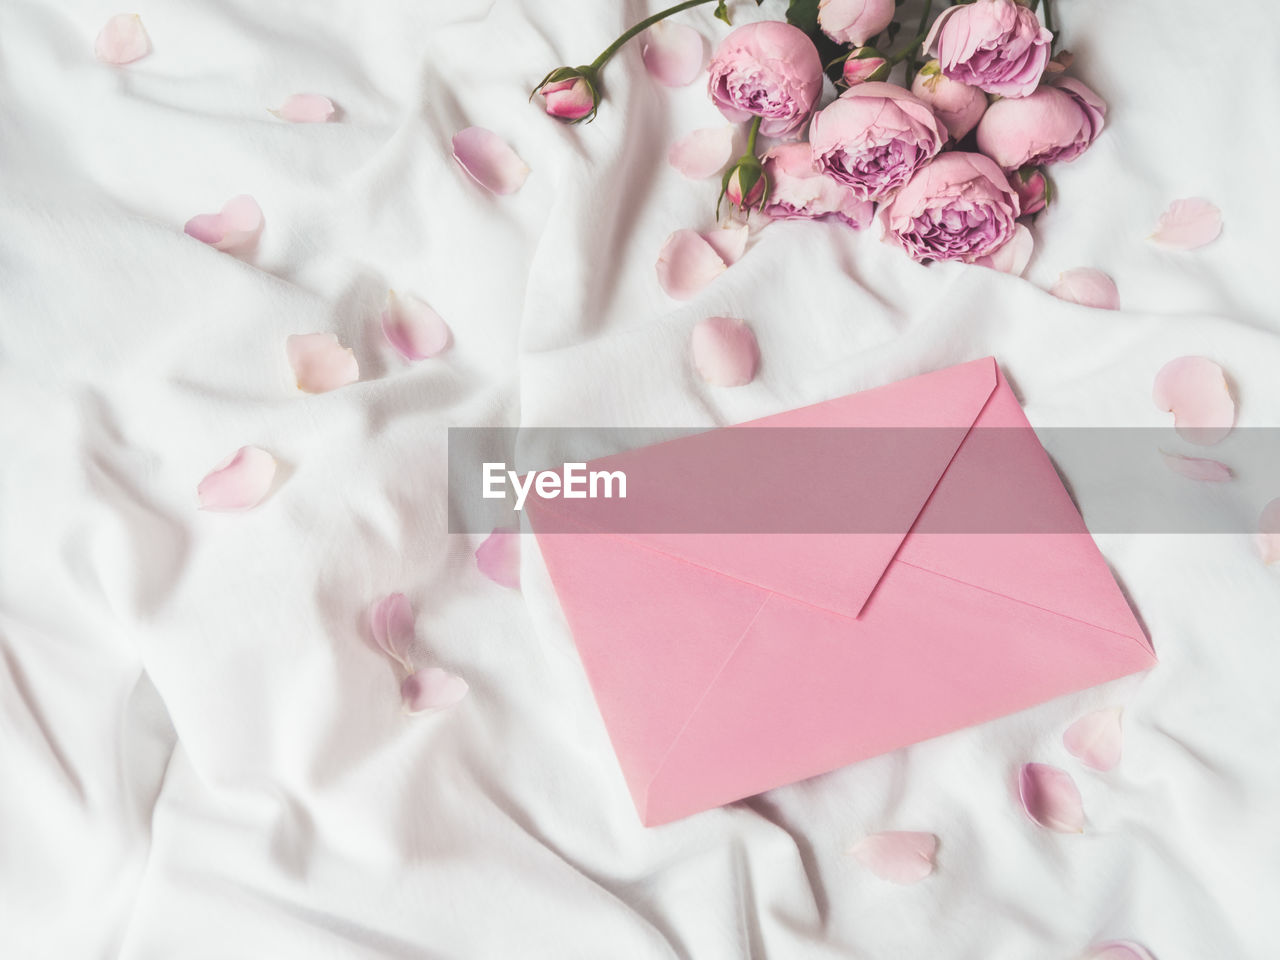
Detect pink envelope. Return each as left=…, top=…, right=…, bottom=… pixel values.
left=528, top=358, right=1155, bottom=826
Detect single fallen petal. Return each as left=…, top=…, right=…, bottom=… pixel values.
left=270, top=93, right=336, bottom=123
left=1254, top=498, right=1280, bottom=565
left=976, top=224, right=1033, bottom=276
left=1063, top=707, right=1124, bottom=771
left=1160, top=451, right=1232, bottom=482
left=95, top=13, right=150, bottom=65
left=401, top=667, right=469, bottom=715
left=196, top=446, right=276, bottom=512
left=849, top=831, right=937, bottom=885
left=286, top=332, right=359, bottom=393
left=476, top=526, right=520, bottom=588
left=692, top=316, right=759, bottom=387
left=452, top=127, right=529, bottom=195
left=1152, top=357, right=1235, bottom=445
left=656, top=229, right=727, bottom=299
left=1018, top=762, right=1084, bottom=833
left=1050, top=268, right=1120, bottom=310
left=641, top=22, right=705, bottom=87
left=1084, top=942, right=1157, bottom=960
left=1150, top=198, right=1222, bottom=251
left=370, top=593, right=415, bottom=669
left=381, top=291, right=450, bottom=361
left=183, top=195, right=263, bottom=253
left=668, top=125, right=737, bottom=180
left=702, top=223, right=749, bottom=266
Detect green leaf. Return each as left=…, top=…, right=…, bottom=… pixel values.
left=784, top=0, right=821, bottom=33
left=714, top=0, right=731, bottom=25
left=786, top=0, right=849, bottom=83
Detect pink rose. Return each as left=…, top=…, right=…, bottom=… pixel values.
left=818, top=0, right=896, bottom=46
left=533, top=67, right=600, bottom=123
left=708, top=22, right=823, bottom=139
left=1011, top=166, right=1050, bottom=215
left=880, top=152, right=1021, bottom=263
left=761, top=143, right=874, bottom=228
left=809, top=82, right=948, bottom=201
left=910, top=61, right=988, bottom=140
left=842, top=47, right=890, bottom=86
left=976, top=77, right=1106, bottom=169
left=924, top=0, right=1052, bottom=98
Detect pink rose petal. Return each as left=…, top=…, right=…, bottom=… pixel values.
left=1160, top=451, right=1232, bottom=482
left=1085, top=942, right=1157, bottom=960
left=381, top=291, right=450, bottom=361
left=451, top=127, right=529, bottom=195
left=849, top=831, right=938, bottom=885
left=401, top=667, right=469, bottom=715
left=1063, top=707, right=1123, bottom=771
left=691, top=316, right=759, bottom=387
left=1050, top=268, right=1120, bottom=310
left=1254, top=498, right=1280, bottom=565
left=641, top=22, right=705, bottom=87
left=1150, top=198, right=1222, bottom=251
left=702, top=223, right=748, bottom=266
left=270, top=93, right=336, bottom=123
left=656, top=229, right=728, bottom=299
left=369, top=593, right=416, bottom=669
left=1152, top=357, right=1235, bottom=446
left=286, top=332, right=359, bottom=393
left=668, top=126, right=737, bottom=179
left=976, top=223, right=1033, bottom=276
left=476, top=526, right=520, bottom=588
left=1018, top=762, right=1084, bottom=833
left=196, top=446, right=276, bottom=512
left=183, top=195, right=264, bottom=254
left=95, top=13, right=150, bottom=65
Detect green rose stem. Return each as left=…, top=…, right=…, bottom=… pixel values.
left=718, top=115, right=767, bottom=218
left=889, top=0, right=934, bottom=83
left=744, top=114, right=762, bottom=157
left=1040, top=0, right=1057, bottom=52
left=587, top=0, right=718, bottom=72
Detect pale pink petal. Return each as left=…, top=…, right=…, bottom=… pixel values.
left=849, top=831, right=937, bottom=885
left=641, top=22, right=705, bottom=87
left=656, top=229, right=727, bottom=299
left=1018, top=762, right=1084, bottom=833
left=183, top=195, right=263, bottom=254
left=451, top=127, right=529, bottom=195
left=1150, top=198, right=1222, bottom=250
left=401, top=667, right=469, bottom=715
left=476, top=526, right=520, bottom=588
left=1063, top=707, right=1124, bottom=771
left=270, top=93, right=336, bottom=123
left=286, top=333, right=359, bottom=393
left=95, top=13, right=150, bottom=65
left=976, top=224, right=1033, bottom=276
left=369, top=593, right=415, bottom=669
left=1085, top=942, right=1157, bottom=960
left=381, top=291, right=450, bottom=361
left=1152, top=357, right=1235, bottom=445
left=1050, top=268, right=1120, bottom=310
left=183, top=213, right=224, bottom=245
left=702, top=223, right=749, bottom=266
left=196, top=446, right=276, bottom=512
left=668, top=126, right=737, bottom=179
left=692, top=316, right=759, bottom=387
left=1253, top=498, right=1280, bottom=565
left=1160, top=451, right=1232, bottom=482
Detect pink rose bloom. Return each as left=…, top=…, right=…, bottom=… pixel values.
left=708, top=22, right=823, bottom=139
left=761, top=143, right=874, bottom=228
left=976, top=77, right=1106, bottom=169
left=809, top=82, right=948, bottom=201
left=910, top=61, right=988, bottom=140
left=818, top=0, right=895, bottom=46
left=880, top=151, right=1021, bottom=263
left=924, top=0, right=1052, bottom=98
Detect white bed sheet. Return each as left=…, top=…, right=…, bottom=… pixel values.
left=2, top=0, right=1278, bottom=957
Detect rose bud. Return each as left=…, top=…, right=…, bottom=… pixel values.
left=708, top=22, right=823, bottom=139
left=719, top=157, right=768, bottom=216
left=532, top=67, right=600, bottom=123
left=842, top=47, right=890, bottom=87
left=1011, top=166, right=1051, bottom=216
left=818, top=0, right=896, bottom=47
left=924, top=0, right=1052, bottom=98
left=910, top=60, right=988, bottom=140
left=976, top=77, right=1106, bottom=170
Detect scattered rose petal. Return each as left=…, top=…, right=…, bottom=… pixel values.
left=641, top=22, right=705, bottom=87
left=1085, top=942, right=1157, bottom=960
left=401, top=667, right=469, bottom=714
left=1152, top=357, right=1235, bottom=445
left=656, top=229, right=728, bottom=299
left=1018, top=762, right=1084, bottom=833
left=668, top=126, right=737, bottom=179
left=183, top=195, right=264, bottom=254
left=1050, top=268, right=1120, bottom=310
left=1254, top=498, right=1280, bottom=565
left=692, top=316, right=759, bottom=387
left=849, top=831, right=938, bottom=885
left=702, top=223, right=748, bottom=266
left=95, top=13, right=150, bottom=65
left=976, top=223, right=1033, bottom=276
left=1063, top=707, right=1124, bottom=771
left=270, top=93, right=335, bottom=123
left=286, top=332, right=359, bottom=393
left=369, top=593, right=415, bottom=669
left=1150, top=198, right=1222, bottom=250
left=196, top=446, right=276, bottom=512
left=1160, top=451, right=1232, bottom=482
left=381, top=291, right=450, bottom=361
left=476, top=526, right=520, bottom=588
left=451, top=127, right=529, bottom=195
